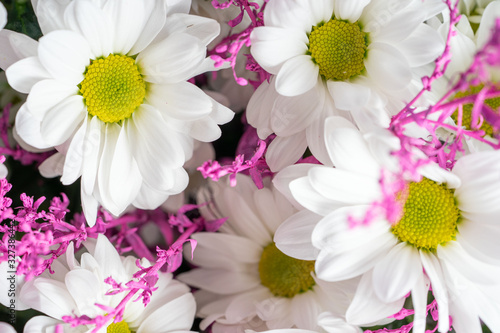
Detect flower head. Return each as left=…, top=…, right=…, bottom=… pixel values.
left=247, top=0, right=444, bottom=170
left=2, top=0, right=234, bottom=225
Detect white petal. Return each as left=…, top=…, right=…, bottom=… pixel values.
left=39, top=152, right=65, bottom=178
left=20, top=278, right=77, bottom=320
left=178, top=269, right=260, bottom=295
left=437, top=241, right=500, bottom=286
left=191, top=232, right=262, bottom=265
left=304, top=0, right=334, bottom=24
left=81, top=188, right=98, bottom=227
left=291, top=292, right=322, bottom=330
left=148, top=82, right=212, bottom=120
left=40, top=95, right=86, bottom=147
left=411, top=273, right=430, bottom=333
left=37, top=30, right=91, bottom=85
left=138, top=32, right=205, bottom=84
left=14, top=104, right=51, bottom=149
left=288, top=174, right=340, bottom=216
left=6, top=56, right=51, bottom=93
left=264, top=0, right=312, bottom=31
left=476, top=1, right=500, bottom=49
left=92, top=234, right=127, bottom=282
left=246, top=79, right=275, bottom=139
left=27, top=79, right=79, bottom=119
left=272, top=163, right=316, bottom=210
left=251, top=27, right=308, bottom=74
left=372, top=242, right=422, bottom=302
left=275, top=55, right=318, bottom=97
left=129, top=0, right=168, bottom=55
left=137, top=294, right=195, bottom=333
left=274, top=210, right=321, bottom=260
left=315, top=225, right=397, bottom=281
left=65, top=270, right=101, bottom=317
left=346, top=270, right=405, bottom=326
left=370, top=2, right=425, bottom=42
left=327, top=81, right=371, bottom=111
left=365, top=42, right=411, bottom=91
left=106, top=123, right=142, bottom=213
left=456, top=221, right=500, bottom=264
left=23, top=316, right=63, bottom=333
left=334, top=0, right=370, bottom=22
left=0, top=30, right=38, bottom=70
left=132, top=181, right=170, bottom=210
left=395, top=24, right=444, bottom=67
left=63, top=0, right=113, bottom=57
left=0, top=3, right=6, bottom=30
left=103, top=0, right=146, bottom=55
left=170, top=13, right=221, bottom=47
left=453, top=151, right=500, bottom=214
left=308, top=166, right=381, bottom=205
left=271, top=77, right=324, bottom=136
left=60, top=116, right=87, bottom=185
left=266, top=132, right=308, bottom=172
left=324, top=117, right=380, bottom=178
left=32, top=0, right=70, bottom=34
left=81, top=115, right=103, bottom=196
left=420, top=251, right=450, bottom=332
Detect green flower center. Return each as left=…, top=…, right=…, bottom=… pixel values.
left=107, top=320, right=133, bottom=333
left=391, top=178, right=460, bottom=251
left=308, top=19, right=368, bottom=81
left=258, top=242, right=316, bottom=298
left=451, top=84, right=500, bottom=137
left=79, top=54, right=146, bottom=123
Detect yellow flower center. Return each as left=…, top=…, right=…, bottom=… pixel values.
left=308, top=19, right=368, bottom=81
left=79, top=54, right=146, bottom=123
left=259, top=242, right=316, bottom=298
left=391, top=178, right=460, bottom=251
left=451, top=84, right=500, bottom=137
left=107, top=320, right=133, bottom=333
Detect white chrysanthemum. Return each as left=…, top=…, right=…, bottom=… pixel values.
left=177, top=174, right=360, bottom=333
left=0, top=234, right=196, bottom=333
left=247, top=0, right=444, bottom=171
left=273, top=117, right=500, bottom=333
left=433, top=1, right=500, bottom=152
left=0, top=0, right=234, bottom=225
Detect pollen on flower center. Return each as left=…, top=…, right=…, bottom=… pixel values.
left=107, top=320, right=132, bottom=333
left=259, top=242, right=315, bottom=298
left=451, top=84, right=500, bottom=137
left=391, top=177, right=460, bottom=251
left=79, top=54, right=146, bottom=123
left=307, top=19, right=368, bottom=81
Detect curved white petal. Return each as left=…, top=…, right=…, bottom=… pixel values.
left=37, top=30, right=91, bottom=85
left=274, top=210, right=321, bottom=261
left=265, top=132, right=308, bottom=172
left=40, top=95, right=86, bottom=147
left=334, top=0, right=370, bottom=22
left=275, top=55, right=318, bottom=97
left=0, top=30, right=38, bottom=70
left=365, top=42, right=411, bottom=92
left=327, top=80, right=371, bottom=111
left=251, top=27, right=308, bottom=74
left=63, top=0, right=113, bottom=58
left=372, top=242, right=422, bottom=303
left=6, top=56, right=51, bottom=93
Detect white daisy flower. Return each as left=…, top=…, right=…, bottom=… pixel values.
left=433, top=1, right=500, bottom=152
left=0, top=234, right=196, bottom=333
left=177, top=174, right=359, bottom=333
left=247, top=0, right=444, bottom=170
left=273, top=117, right=500, bottom=333
left=0, top=2, right=6, bottom=30
left=0, top=0, right=234, bottom=225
